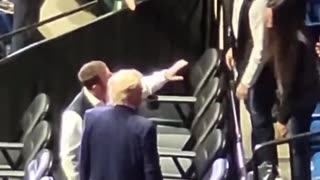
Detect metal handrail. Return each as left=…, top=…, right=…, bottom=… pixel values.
left=251, top=130, right=320, bottom=179
left=229, top=68, right=248, bottom=180
left=0, top=0, right=97, bottom=42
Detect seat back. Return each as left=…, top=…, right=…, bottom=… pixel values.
left=202, top=158, right=229, bottom=180
left=24, top=149, right=53, bottom=180
left=193, top=129, right=225, bottom=179
left=20, top=93, right=50, bottom=142
left=21, top=121, right=52, bottom=168
left=191, top=102, right=223, bottom=146
left=189, top=48, right=221, bottom=96
left=41, top=177, right=54, bottom=180
left=192, top=76, right=222, bottom=125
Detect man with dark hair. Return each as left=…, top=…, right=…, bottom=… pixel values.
left=59, top=59, right=188, bottom=180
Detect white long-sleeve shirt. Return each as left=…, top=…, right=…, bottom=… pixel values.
left=59, top=70, right=168, bottom=180
left=231, top=0, right=268, bottom=87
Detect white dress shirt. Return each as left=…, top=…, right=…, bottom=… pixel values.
left=231, top=0, right=268, bottom=87
left=59, top=70, right=168, bottom=180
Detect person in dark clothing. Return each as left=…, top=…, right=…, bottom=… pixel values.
left=80, top=69, right=162, bottom=180
left=265, top=1, right=320, bottom=179
left=226, top=0, right=278, bottom=174
left=11, top=0, right=45, bottom=52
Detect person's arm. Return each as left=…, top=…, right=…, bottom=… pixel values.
left=277, top=44, right=300, bottom=125
left=141, top=70, right=168, bottom=98
left=80, top=113, right=93, bottom=180
left=59, top=111, right=82, bottom=180
left=142, top=124, right=162, bottom=180
left=141, top=60, right=188, bottom=97
left=240, top=0, right=268, bottom=87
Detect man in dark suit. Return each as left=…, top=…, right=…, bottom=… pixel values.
left=80, top=69, right=162, bottom=180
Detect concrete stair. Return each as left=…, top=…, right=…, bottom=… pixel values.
left=38, top=0, right=97, bottom=39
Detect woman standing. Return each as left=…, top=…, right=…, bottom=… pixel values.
left=265, top=1, right=320, bottom=179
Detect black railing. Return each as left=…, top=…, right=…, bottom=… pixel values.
left=0, top=0, right=97, bottom=42
left=229, top=68, right=248, bottom=180
left=252, top=130, right=320, bottom=180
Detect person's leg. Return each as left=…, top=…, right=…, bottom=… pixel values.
left=289, top=105, right=315, bottom=180
left=245, top=66, right=278, bottom=167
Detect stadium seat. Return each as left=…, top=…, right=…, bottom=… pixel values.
left=7, top=93, right=49, bottom=143
left=159, top=129, right=225, bottom=179
left=0, top=121, right=52, bottom=170
left=139, top=48, right=222, bottom=121
left=0, top=149, right=52, bottom=180
left=157, top=102, right=224, bottom=150
left=147, top=76, right=223, bottom=127
left=188, top=48, right=221, bottom=97
left=312, top=152, right=320, bottom=179
left=312, top=103, right=320, bottom=119
left=202, top=158, right=229, bottom=180
left=41, top=177, right=54, bottom=180
left=310, top=120, right=320, bottom=150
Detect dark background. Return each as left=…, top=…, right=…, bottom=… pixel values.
left=0, top=0, right=218, bottom=149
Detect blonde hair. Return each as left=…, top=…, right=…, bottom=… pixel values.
left=108, top=69, right=143, bottom=105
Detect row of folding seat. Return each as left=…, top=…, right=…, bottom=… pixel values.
left=139, top=48, right=230, bottom=179
left=0, top=149, right=54, bottom=179
left=0, top=93, right=53, bottom=179
left=310, top=104, right=320, bottom=179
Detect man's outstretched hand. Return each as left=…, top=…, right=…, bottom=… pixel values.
left=125, top=0, right=136, bottom=10
left=164, top=60, right=189, bottom=81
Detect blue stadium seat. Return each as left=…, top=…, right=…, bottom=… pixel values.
left=0, top=11, right=12, bottom=35
left=310, top=120, right=320, bottom=146
left=311, top=152, right=320, bottom=179
left=305, top=0, right=320, bottom=27
left=312, top=103, right=320, bottom=119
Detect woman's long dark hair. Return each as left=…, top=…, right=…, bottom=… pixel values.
left=267, top=0, right=307, bottom=87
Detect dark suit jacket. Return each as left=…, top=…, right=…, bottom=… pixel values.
left=80, top=105, right=162, bottom=180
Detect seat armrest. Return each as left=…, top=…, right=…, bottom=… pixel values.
left=0, top=170, right=24, bottom=178
left=162, top=172, right=186, bottom=179
left=159, top=150, right=196, bottom=159
left=147, top=95, right=197, bottom=104
left=150, top=118, right=184, bottom=127
left=0, top=165, right=12, bottom=170
left=0, top=142, right=23, bottom=149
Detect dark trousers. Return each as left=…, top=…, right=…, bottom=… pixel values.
left=289, top=105, right=315, bottom=180
left=11, top=0, right=44, bottom=52
left=243, top=66, right=278, bottom=166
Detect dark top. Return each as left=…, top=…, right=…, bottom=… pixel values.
left=277, top=31, right=320, bottom=124
left=65, top=91, right=93, bottom=119
left=80, top=105, right=162, bottom=180
left=267, top=0, right=306, bottom=25
left=11, top=0, right=44, bottom=52
left=233, top=0, right=254, bottom=80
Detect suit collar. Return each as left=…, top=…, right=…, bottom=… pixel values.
left=114, top=105, right=138, bottom=113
